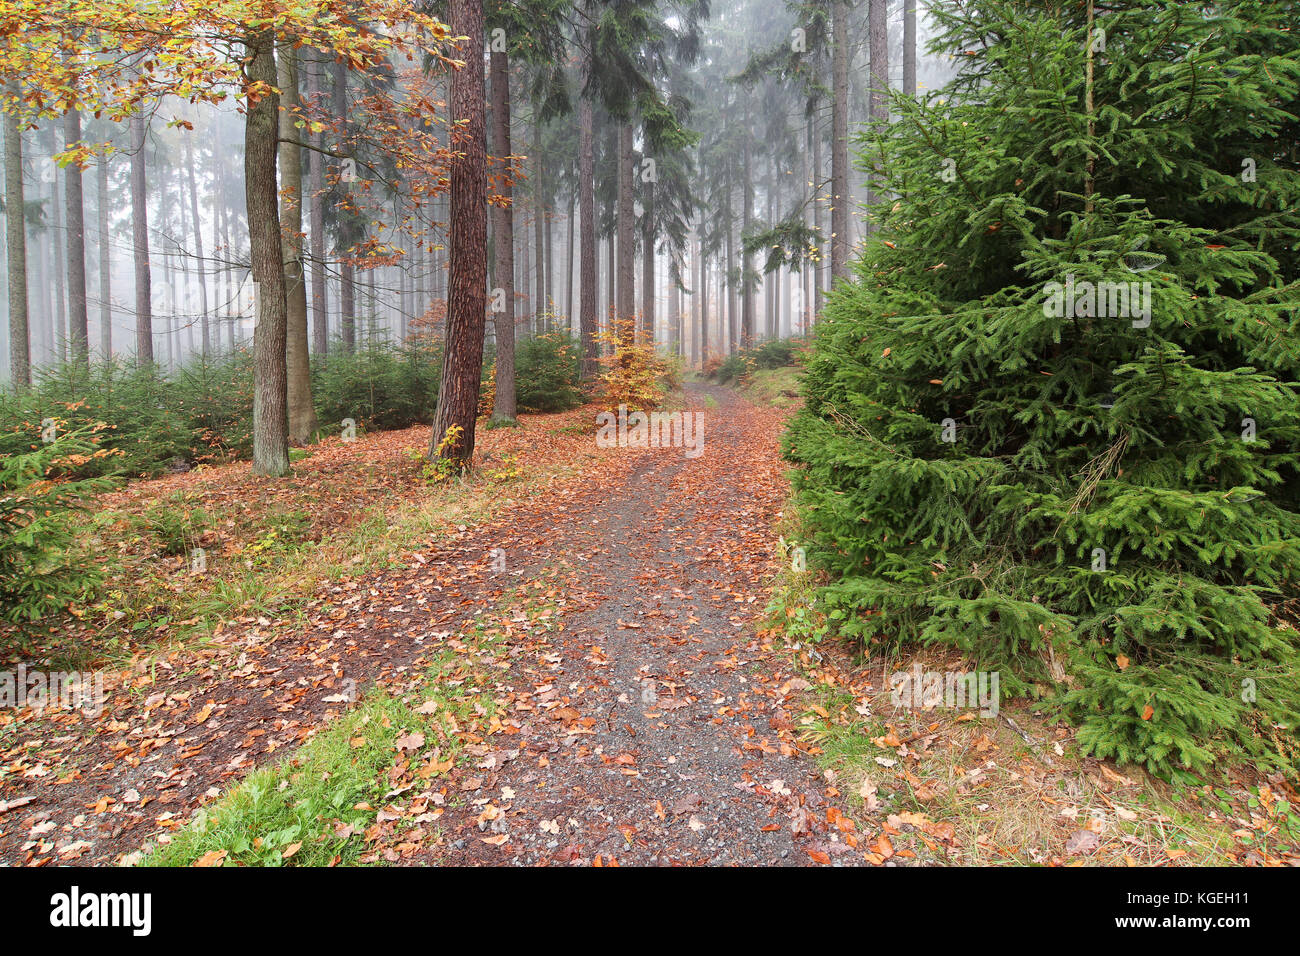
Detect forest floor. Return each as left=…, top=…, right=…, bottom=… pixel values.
left=1, top=382, right=1295, bottom=867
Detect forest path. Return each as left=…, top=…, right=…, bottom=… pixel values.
left=0, top=383, right=861, bottom=867
left=413, top=383, right=862, bottom=866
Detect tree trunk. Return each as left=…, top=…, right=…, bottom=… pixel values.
left=4, top=107, right=30, bottom=387
left=279, top=45, right=318, bottom=443
left=698, top=233, right=708, bottom=364
left=692, top=231, right=701, bottom=365
left=184, top=136, right=210, bottom=360
left=545, top=176, right=554, bottom=329
left=429, top=0, right=488, bottom=466
left=866, top=0, right=890, bottom=235
left=723, top=161, right=736, bottom=353
left=904, top=0, right=918, bottom=97
left=831, top=0, right=851, bottom=277
left=490, top=47, right=516, bottom=422
left=616, top=122, right=635, bottom=329
left=741, top=100, right=754, bottom=346
left=48, top=128, right=67, bottom=364
left=565, top=183, right=575, bottom=334
left=641, top=177, right=654, bottom=342
left=97, top=150, right=111, bottom=358
left=578, top=94, right=597, bottom=377
left=520, top=195, right=532, bottom=333
left=306, top=51, right=329, bottom=356
left=333, top=60, right=355, bottom=353
left=245, top=32, right=291, bottom=477
left=130, top=111, right=153, bottom=363
left=812, top=114, right=825, bottom=315
left=63, top=109, right=89, bottom=366
left=533, top=112, right=545, bottom=332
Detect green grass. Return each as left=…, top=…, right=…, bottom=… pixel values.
left=138, top=580, right=570, bottom=867
left=141, top=645, right=492, bottom=867
left=742, top=366, right=803, bottom=408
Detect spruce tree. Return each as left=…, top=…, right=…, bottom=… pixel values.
left=788, top=0, right=1300, bottom=777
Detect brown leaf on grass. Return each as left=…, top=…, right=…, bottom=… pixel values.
left=394, top=732, right=426, bottom=752
left=859, top=777, right=881, bottom=812
left=1066, top=830, right=1100, bottom=855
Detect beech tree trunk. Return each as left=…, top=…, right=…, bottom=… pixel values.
left=428, top=0, right=488, bottom=465
left=245, top=31, right=291, bottom=476
left=278, top=45, right=318, bottom=443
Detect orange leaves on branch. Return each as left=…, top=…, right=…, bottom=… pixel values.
left=0, top=0, right=454, bottom=134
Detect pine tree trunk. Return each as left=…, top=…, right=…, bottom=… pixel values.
left=565, top=184, right=575, bottom=334
left=5, top=106, right=29, bottom=387
left=616, top=123, right=635, bottom=329
left=904, top=0, right=917, bottom=97
left=692, top=231, right=701, bottom=364
left=545, top=181, right=553, bottom=330
left=642, top=177, right=654, bottom=342
left=429, top=0, right=487, bottom=465
left=130, top=111, right=153, bottom=363
left=63, top=109, right=89, bottom=367
left=723, top=161, right=736, bottom=353
left=699, top=236, right=709, bottom=363
left=866, top=0, right=890, bottom=236
left=184, top=136, right=210, bottom=360
left=278, top=46, right=317, bottom=444
left=306, top=51, right=329, bottom=356
left=520, top=196, right=532, bottom=334
left=578, top=94, right=597, bottom=376
left=245, top=31, right=291, bottom=477
left=490, top=47, right=516, bottom=422
left=812, top=115, right=825, bottom=317
left=831, top=0, right=851, bottom=276
left=533, top=112, right=545, bottom=332
left=97, top=151, right=111, bottom=358
left=741, top=100, right=754, bottom=346
left=333, top=60, right=355, bottom=354
left=48, top=129, right=67, bottom=365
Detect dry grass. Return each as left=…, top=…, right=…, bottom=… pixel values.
left=21, top=404, right=609, bottom=668
left=793, top=644, right=1299, bottom=866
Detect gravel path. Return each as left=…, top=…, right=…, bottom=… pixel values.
left=419, top=384, right=862, bottom=866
